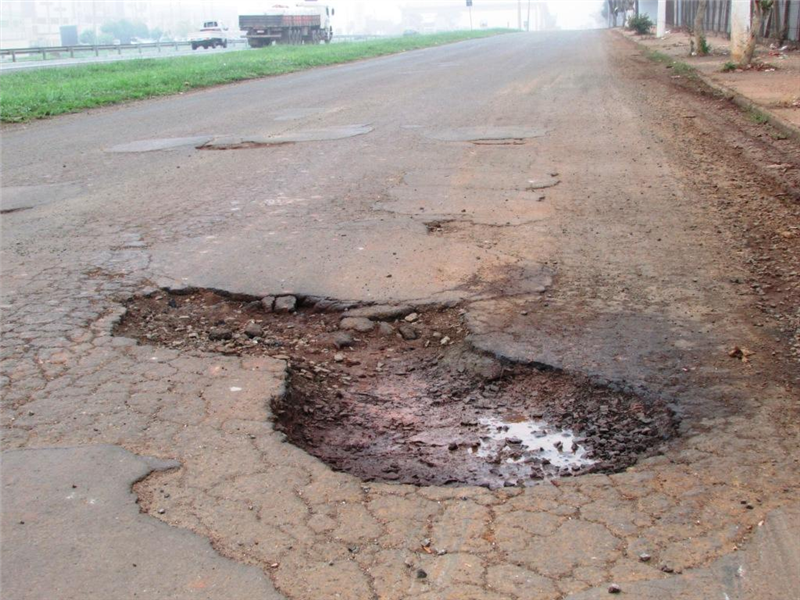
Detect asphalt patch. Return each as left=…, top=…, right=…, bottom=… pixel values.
left=117, top=289, right=678, bottom=489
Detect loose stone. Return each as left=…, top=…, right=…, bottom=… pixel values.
left=333, top=332, right=354, bottom=349
left=261, top=296, right=276, bottom=312
left=244, top=322, right=262, bottom=338
left=274, top=296, right=297, bottom=313
left=340, top=317, right=375, bottom=333
left=398, top=325, right=418, bottom=341
left=208, top=327, right=233, bottom=341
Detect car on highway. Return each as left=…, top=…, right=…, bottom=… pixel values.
left=191, top=21, right=230, bottom=50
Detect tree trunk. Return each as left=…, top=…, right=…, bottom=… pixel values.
left=693, top=0, right=709, bottom=55
left=779, top=0, right=791, bottom=44
left=742, top=1, right=769, bottom=66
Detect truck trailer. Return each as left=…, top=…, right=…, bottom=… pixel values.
left=239, top=3, right=335, bottom=47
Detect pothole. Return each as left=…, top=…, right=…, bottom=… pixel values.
left=471, top=139, right=528, bottom=146
left=197, top=138, right=295, bottom=151
left=427, top=126, right=546, bottom=143
left=117, top=289, right=678, bottom=488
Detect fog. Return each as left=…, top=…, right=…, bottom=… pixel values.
left=1, top=0, right=607, bottom=48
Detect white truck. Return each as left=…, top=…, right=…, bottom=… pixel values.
left=190, top=21, right=230, bottom=50
left=239, top=3, right=335, bottom=47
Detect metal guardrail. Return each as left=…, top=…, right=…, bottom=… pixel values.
left=0, top=39, right=248, bottom=62
left=0, top=34, right=390, bottom=63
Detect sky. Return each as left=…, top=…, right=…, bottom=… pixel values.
left=234, top=0, right=606, bottom=31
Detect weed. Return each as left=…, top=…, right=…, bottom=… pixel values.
left=747, top=107, right=770, bottom=125
left=721, top=61, right=738, bottom=72
left=627, top=14, right=654, bottom=35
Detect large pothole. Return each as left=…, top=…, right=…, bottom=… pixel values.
left=117, top=289, right=677, bottom=488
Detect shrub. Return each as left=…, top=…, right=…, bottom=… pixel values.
left=721, top=61, right=737, bottom=72
left=627, top=14, right=654, bottom=35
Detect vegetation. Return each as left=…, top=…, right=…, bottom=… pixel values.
left=721, top=61, right=738, bottom=72
left=646, top=50, right=698, bottom=79
left=747, top=106, right=770, bottom=125
left=627, top=14, right=654, bottom=35
left=0, top=30, right=509, bottom=123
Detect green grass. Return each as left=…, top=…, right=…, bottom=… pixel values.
left=0, top=30, right=510, bottom=123
left=747, top=106, right=770, bottom=125
left=645, top=50, right=698, bottom=79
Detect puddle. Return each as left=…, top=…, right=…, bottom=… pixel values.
left=427, top=126, right=546, bottom=143
left=117, top=289, right=678, bottom=488
left=472, top=417, right=593, bottom=473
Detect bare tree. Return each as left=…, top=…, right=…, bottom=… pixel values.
left=692, top=0, right=709, bottom=56
left=741, top=0, right=774, bottom=65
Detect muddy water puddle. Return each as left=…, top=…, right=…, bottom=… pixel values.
left=117, top=290, right=677, bottom=488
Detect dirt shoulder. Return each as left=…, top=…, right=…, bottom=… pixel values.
left=619, top=28, right=800, bottom=134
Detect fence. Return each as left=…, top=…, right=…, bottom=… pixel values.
left=0, top=39, right=249, bottom=63
left=665, top=0, right=800, bottom=42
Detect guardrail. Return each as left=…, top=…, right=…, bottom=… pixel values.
left=0, top=34, right=391, bottom=63
left=0, top=39, right=248, bottom=62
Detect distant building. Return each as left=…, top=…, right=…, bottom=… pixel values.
left=0, top=0, right=238, bottom=48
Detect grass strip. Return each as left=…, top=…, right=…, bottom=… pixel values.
left=645, top=49, right=700, bottom=79
left=0, top=30, right=510, bottom=123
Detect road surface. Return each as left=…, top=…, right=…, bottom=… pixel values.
left=2, top=31, right=799, bottom=600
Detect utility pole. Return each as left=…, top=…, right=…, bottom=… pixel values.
left=518, top=0, right=522, bottom=30
left=526, top=0, right=531, bottom=31
left=656, top=0, right=666, bottom=36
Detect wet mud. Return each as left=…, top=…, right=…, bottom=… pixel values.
left=117, top=289, right=678, bottom=488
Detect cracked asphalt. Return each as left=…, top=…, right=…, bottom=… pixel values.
left=2, top=31, right=799, bottom=599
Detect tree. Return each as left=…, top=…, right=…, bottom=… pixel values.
left=79, top=30, right=96, bottom=45
left=741, top=0, right=774, bottom=65
left=100, top=19, right=149, bottom=44
left=149, top=27, right=163, bottom=42
left=692, top=0, right=709, bottom=56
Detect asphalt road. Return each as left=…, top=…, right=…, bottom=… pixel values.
left=2, top=31, right=799, bottom=600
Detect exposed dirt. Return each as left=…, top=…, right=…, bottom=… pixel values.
left=117, top=289, right=677, bottom=488
left=617, top=34, right=800, bottom=366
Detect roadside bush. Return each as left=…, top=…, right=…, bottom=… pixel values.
left=627, top=14, right=654, bottom=35
left=721, top=61, right=737, bottom=72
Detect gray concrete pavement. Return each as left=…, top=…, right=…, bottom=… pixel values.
left=1, top=445, right=283, bottom=599
left=2, top=31, right=799, bottom=599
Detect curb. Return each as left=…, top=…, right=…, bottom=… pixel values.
left=694, top=71, right=800, bottom=143
left=616, top=30, right=800, bottom=143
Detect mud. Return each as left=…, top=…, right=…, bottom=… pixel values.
left=117, top=289, right=677, bottom=488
